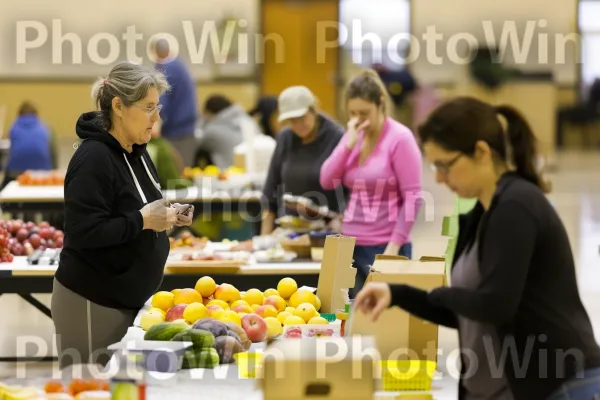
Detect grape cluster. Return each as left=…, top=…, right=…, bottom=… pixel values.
left=0, top=227, right=14, bottom=263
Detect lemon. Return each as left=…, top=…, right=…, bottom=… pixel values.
left=294, top=303, right=318, bottom=323
left=151, top=291, right=174, bottom=312
left=242, top=288, right=265, bottom=305
left=183, top=302, right=208, bottom=324
left=140, top=310, right=165, bottom=331
left=308, top=316, right=329, bottom=325
left=277, top=278, right=298, bottom=299
left=264, top=317, right=283, bottom=339
left=283, top=315, right=306, bottom=325
left=195, top=276, right=217, bottom=298
left=288, top=289, right=317, bottom=309
left=277, top=311, right=292, bottom=324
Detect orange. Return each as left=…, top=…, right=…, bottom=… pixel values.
left=174, top=288, right=203, bottom=305
left=151, top=291, right=175, bottom=312
left=242, top=288, right=264, bottom=305
left=277, top=278, right=298, bottom=299
left=195, top=276, right=217, bottom=298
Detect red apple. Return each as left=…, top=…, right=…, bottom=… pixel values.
left=25, top=221, right=35, bottom=230
left=241, top=314, right=268, bottom=343
left=54, top=230, right=64, bottom=239
left=165, top=304, right=188, bottom=322
left=38, top=221, right=50, bottom=229
left=55, top=237, right=63, bottom=248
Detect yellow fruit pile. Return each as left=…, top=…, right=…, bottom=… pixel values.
left=141, top=277, right=329, bottom=339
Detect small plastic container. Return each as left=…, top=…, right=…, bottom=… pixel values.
left=107, top=340, right=192, bottom=373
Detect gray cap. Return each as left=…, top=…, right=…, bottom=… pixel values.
left=277, top=86, right=316, bottom=122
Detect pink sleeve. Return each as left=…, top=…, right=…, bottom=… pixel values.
left=319, top=134, right=353, bottom=190
left=389, top=130, right=423, bottom=245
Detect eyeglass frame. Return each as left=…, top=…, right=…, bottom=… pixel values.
left=430, top=153, right=463, bottom=174
left=131, top=103, right=163, bottom=116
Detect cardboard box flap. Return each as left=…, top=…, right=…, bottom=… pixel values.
left=316, top=235, right=356, bottom=313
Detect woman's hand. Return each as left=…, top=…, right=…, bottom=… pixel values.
left=353, top=282, right=392, bottom=322
left=139, top=199, right=178, bottom=232
left=172, top=203, right=194, bottom=227
left=346, top=117, right=370, bottom=149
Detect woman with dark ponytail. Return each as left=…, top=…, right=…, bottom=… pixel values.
left=354, top=97, right=600, bottom=399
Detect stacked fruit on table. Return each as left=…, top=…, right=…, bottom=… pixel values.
left=182, top=165, right=245, bottom=181
left=141, top=277, right=329, bottom=368
left=0, top=379, right=110, bottom=399
left=0, top=219, right=64, bottom=261
left=16, top=170, right=65, bottom=186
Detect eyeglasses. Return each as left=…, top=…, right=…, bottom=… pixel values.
left=430, top=153, right=463, bottom=174
left=132, top=103, right=163, bottom=115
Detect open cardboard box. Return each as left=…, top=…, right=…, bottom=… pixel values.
left=262, top=336, right=378, bottom=400
left=347, top=255, right=447, bottom=362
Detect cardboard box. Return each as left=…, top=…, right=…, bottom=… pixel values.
left=348, top=255, right=446, bottom=362
left=261, top=336, right=378, bottom=400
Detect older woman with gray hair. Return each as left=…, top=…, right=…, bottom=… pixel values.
left=52, top=62, right=193, bottom=369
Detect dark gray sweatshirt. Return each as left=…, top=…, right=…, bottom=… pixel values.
left=263, top=113, right=349, bottom=216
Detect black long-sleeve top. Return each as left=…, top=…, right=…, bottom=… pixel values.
left=389, top=172, right=600, bottom=400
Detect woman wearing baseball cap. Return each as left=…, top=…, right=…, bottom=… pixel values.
left=261, top=86, right=349, bottom=235
left=320, top=70, right=423, bottom=297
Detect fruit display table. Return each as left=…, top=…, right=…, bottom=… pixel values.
left=0, top=257, right=320, bottom=363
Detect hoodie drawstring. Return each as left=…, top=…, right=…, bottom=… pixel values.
left=123, top=153, right=162, bottom=204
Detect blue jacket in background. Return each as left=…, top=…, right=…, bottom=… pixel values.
left=155, top=58, right=198, bottom=139
left=6, top=115, right=52, bottom=172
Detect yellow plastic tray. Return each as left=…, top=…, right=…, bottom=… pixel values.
left=379, top=360, right=437, bottom=391
left=234, top=352, right=264, bottom=378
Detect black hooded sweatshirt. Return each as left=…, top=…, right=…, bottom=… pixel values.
left=55, top=112, right=170, bottom=310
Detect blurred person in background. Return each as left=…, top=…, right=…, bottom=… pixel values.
left=153, top=39, right=198, bottom=167
left=3, top=102, right=55, bottom=187
left=261, top=86, right=349, bottom=235
left=195, top=94, right=259, bottom=170
left=248, top=95, right=279, bottom=138
left=355, top=97, right=600, bottom=400
left=147, top=122, right=192, bottom=190
left=320, top=70, right=422, bottom=297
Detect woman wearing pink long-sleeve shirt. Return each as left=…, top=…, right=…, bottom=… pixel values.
left=320, top=70, right=423, bottom=296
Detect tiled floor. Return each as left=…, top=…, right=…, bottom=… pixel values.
left=0, top=150, right=599, bottom=397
